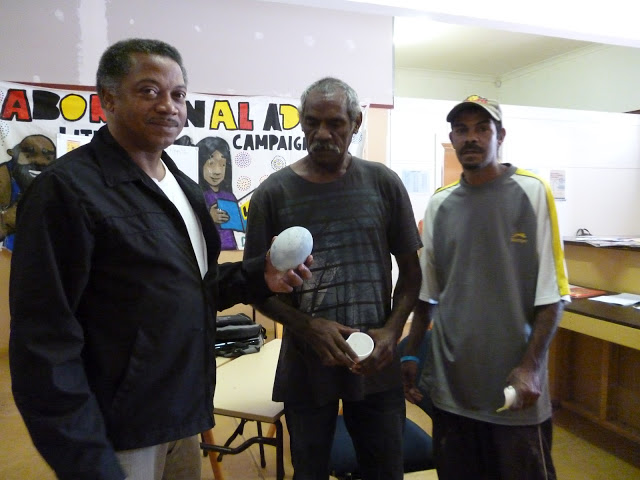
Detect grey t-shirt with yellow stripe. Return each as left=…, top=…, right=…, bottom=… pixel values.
left=419, top=164, right=569, bottom=426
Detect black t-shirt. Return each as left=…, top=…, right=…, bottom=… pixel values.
left=244, top=157, right=421, bottom=404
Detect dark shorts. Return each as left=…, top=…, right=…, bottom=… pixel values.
left=432, top=407, right=556, bottom=480
left=284, top=388, right=406, bottom=480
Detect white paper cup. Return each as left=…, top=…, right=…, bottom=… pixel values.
left=346, top=332, right=374, bottom=360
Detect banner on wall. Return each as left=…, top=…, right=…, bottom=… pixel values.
left=0, top=81, right=368, bottom=250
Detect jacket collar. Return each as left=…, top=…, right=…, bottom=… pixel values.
left=91, top=125, right=182, bottom=188
left=89, top=126, right=221, bottom=259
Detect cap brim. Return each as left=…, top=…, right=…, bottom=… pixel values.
left=447, top=102, right=500, bottom=122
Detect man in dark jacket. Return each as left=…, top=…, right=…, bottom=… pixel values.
left=8, top=38, right=311, bottom=480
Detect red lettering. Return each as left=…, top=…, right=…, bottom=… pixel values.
left=1, top=89, right=31, bottom=121
left=238, top=102, right=253, bottom=130
left=90, top=94, right=106, bottom=123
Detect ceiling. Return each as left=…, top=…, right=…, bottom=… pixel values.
left=393, top=17, right=597, bottom=78
left=264, top=2, right=614, bottom=78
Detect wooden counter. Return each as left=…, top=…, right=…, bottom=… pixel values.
left=561, top=298, right=640, bottom=349
left=550, top=240, right=640, bottom=445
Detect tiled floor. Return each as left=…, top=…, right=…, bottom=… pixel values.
left=1, top=347, right=639, bottom=480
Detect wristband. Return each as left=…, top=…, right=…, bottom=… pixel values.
left=400, top=355, right=420, bottom=363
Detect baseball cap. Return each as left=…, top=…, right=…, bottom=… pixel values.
left=446, top=95, right=502, bottom=123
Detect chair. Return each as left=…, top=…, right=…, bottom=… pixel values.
left=329, top=414, right=434, bottom=479
left=201, top=429, right=225, bottom=480
left=328, top=330, right=434, bottom=479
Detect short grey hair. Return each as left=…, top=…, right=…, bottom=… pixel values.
left=299, top=77, right=361, bottom=122
left=96, top=38, right=187, bottom=102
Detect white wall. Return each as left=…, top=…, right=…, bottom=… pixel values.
left=499, top=45, right=640, bottom=113
left=396, top=45, right=640, bottom=113
left=1, top=0, right=394, bottom=106
left=391, top=97, right=640, bottom=237
left=395, top=69, right=500, bottom=106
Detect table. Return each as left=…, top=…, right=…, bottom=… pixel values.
left=201, top=339, right=284, bottom=480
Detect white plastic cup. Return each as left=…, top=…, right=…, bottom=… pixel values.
left=346, top=332, right=374, bottom=360
left=496, top=385, right=517, bottom=412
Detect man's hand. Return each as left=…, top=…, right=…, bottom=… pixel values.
left=505, top=301, right=563, bottom=410
left=264, top=249, right=313, bottom=293
left=401, top=360, right=424, bottom=404
left=506, top=365, right=542, bottom=410
left=349, top=325, right=397, bottom=376
left=303, top=317, right=360, bottom=368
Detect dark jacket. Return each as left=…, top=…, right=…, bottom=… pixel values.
left=9, top=126, right=270, bottom=479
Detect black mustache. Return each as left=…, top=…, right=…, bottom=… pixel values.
left=461, top=145, right=483, bottom=154
left=149, top=119, right=180, bottom=127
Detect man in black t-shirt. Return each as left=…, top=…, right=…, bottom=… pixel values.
left=243, top=77, right=422, bottom=480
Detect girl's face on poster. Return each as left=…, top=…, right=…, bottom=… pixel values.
left=203, top=150, right=227, bottom=190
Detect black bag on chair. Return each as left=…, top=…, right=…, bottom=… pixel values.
left=214, top=313, right=266, bottom=358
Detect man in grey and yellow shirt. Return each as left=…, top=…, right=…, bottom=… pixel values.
left=402, top=95, right=569, bottom=480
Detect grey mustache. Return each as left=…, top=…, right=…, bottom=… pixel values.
left=309, top=142, right=340, bottom=153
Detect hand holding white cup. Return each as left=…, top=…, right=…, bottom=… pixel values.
left=346, top=332, right=374, bottom=361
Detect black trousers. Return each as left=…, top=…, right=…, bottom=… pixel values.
left=285, top=388, right=406, bottom=480
left=432, top=407, right=556, bottom=480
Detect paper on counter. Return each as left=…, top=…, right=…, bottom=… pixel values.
left=589, top=293, right=640, bottom=306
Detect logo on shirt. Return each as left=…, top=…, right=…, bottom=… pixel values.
left=511, top=232, right=528, bottom=243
